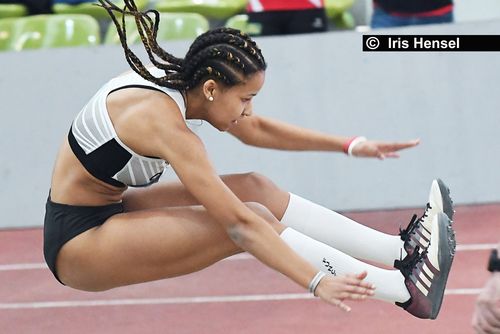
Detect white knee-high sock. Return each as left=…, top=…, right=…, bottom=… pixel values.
left=280, top=193, right=406, bottom=267
left=280, top=227, right=410, bottom=303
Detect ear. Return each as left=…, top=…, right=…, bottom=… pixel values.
left=202, top=79, right=218, bottom=101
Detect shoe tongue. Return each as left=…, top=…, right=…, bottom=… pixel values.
left=405, top=247, right=421, bottom=267
left=395, top=247, right=421, bottom=273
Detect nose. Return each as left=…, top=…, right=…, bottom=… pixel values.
left=242, top=102, right=253, bottom=117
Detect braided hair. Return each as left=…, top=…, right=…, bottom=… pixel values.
left=97, top=0, right=267, bottom=91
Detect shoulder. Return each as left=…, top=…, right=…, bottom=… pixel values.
left=107, top=87, right=192, bottom=158
left=108, top=86, right=185, bottom=125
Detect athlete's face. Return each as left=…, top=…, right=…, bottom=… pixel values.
left=204, top=71, right=265, bottom=131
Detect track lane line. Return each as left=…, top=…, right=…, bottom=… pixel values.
left=0, top=288, right=483, bottom=310
left=0, top=243, right=496, bottom=272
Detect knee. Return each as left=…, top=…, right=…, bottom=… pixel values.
left=244, top=201, right=278, bottom=224
left=241, top=172, right=282, bottom=195
left=244, top=202, right=285, bottom=234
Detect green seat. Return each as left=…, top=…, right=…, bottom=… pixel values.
left=104, top=12, right=209, bottom=44
left=0, top=4, right=28, bottom=19
left=4, top=14, right=100, bottom=51
left=324, top=0, right=355, bottom=29
left=332, top=11, right=355, bottom=29
left=155, top=0, right=247, bottom=20
left=0, top=17, right=17, bottom=50
left=225, top=14, right=261, bottom=35
left=53, top=0, right=149, bottom=20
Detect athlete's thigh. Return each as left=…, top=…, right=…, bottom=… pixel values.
left=122, top=172, right=283, bottom=212
left=57, top=203, right=282, bottom=291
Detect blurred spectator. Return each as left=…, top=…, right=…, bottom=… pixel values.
left=0, top=0, right=53, bottom=15
left=370, top=0, right=453, bottom=29
left=472, top=244, right=500, bottom=333
left=246, top=0, right=328, bottom=36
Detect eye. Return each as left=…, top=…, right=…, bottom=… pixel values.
left=241, top=97, right=252, bottom=103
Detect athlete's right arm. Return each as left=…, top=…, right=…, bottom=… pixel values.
left=143, top=101, right=374, bottom=310
left=155, top=116, right=320, bottom=289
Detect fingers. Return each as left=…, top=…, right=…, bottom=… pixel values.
left=344, top=285, right=376, bottom=296
left=339, top=284, right=376, bottom=301
left=340, top=272, right=376, bottom=300
left=344, top=272, right=375, bottom=289
left=394, top=139, right=420, bottom=149
left=383, top=152, right=400, bottom=159
left=317, top=273, right=377, bottom=312
left=332, top=299, right=352, bottom=312
left=338, top=301, right=351, bottom=312
left=345, top=278, right=375, bottom=290
left=379, top=139, right=420, bottom=153
left=338, top=292, right=371, bottom=301
left=353, top=271, right=368, bottom=280
left=354, top=139, right=419, bottom=159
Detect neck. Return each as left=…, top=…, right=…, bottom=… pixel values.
left=184, top=89, right=207, bottom=120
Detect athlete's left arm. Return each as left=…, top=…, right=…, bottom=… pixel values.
left=228, top=115, right=420, bottom=159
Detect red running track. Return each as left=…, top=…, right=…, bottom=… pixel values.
left=0, top=203, right=498, bottom=334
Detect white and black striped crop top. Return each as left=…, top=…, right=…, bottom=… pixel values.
left=68, top=69, right=196, bottom=188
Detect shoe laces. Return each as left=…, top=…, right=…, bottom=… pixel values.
left=394, top=246, right=427, bottom=277
left=399, top=214, right=418, bottom=241
left=399, top=203, right=432, bottom=241
left=421, top=202, right=431, bottom=219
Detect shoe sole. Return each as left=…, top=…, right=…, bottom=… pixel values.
left=429, top=212, right=456, bottom=319
left=436, top=178, right=454, bottom=222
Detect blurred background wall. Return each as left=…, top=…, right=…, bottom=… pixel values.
left=1, top=18, right=499, bottom=228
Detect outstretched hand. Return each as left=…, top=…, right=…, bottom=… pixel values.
left=314, top=271, right=376, bottom=312
left=351, top=139, right=420, bottom=159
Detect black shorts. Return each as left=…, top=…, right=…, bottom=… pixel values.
left=43, top=194, right=124, bottom=284
left=247, top=8, right=328, bottom=36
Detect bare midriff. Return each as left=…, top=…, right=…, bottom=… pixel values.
left=49, top=137, right=127, bottom=207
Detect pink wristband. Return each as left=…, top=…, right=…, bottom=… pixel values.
left=343, top=137, right=359, bottom=154
left=343, top=136, right=367, bottom=156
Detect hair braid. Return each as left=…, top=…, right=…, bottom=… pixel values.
left=98, top=0, right=266, bottom=92
left=119, top=0, right=183, bottom=69
left=184, top=29, right=265, bottom=69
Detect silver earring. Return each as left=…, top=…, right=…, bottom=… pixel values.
left=208, top=96, right=214, bottom=102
